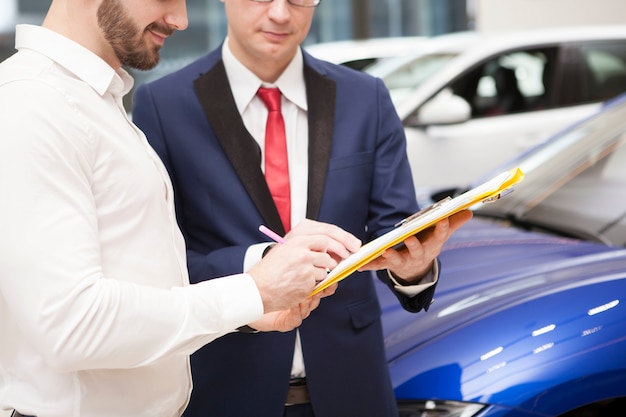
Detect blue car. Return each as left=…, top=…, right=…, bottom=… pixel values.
left=379, top=93, right=626, bottom=416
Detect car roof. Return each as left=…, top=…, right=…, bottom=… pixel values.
left=304, top=36, right=427, bottom=66
left=446, top=25, right=626, bottom=66
left=385, top=25, right=626, bottom=61
left=367, top=26, right=626, bottom=118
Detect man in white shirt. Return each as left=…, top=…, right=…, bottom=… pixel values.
left=0, top=0, right=361, bottom=416
left=132, top=0, right=472, bottom=416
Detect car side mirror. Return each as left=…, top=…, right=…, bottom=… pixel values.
left=406, top=89, right=471, bottom=127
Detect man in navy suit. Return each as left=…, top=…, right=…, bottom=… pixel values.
left=133, top=1, right=471, bottom=416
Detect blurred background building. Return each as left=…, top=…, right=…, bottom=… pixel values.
left=3, top=0, right=626, bottom=72
left=476, top=0, right=626, bottom=32
left=1, top=0, right=469, bottom=55
left=1, top=0, right=625, bottom=108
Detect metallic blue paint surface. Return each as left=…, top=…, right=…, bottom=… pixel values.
left=377, top=218, right=626, bottom=416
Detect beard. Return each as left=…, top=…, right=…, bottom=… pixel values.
left=97, top=0, right=173, bottom=70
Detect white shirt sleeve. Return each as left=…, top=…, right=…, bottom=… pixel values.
left=0, top=78, right=264, bottom=372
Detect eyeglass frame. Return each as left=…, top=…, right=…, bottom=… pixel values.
left=248, top=0, right=322, bottom=8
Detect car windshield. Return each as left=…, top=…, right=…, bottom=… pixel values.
left=367, top=53, right=458, bottom=106
left=475, top=94, right=626, bottom=246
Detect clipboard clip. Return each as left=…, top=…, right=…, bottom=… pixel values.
left=394, top=196, right=452, bottom=227
left=480, top=187, right=514, bottom=204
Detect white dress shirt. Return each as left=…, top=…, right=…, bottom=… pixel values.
left=221, top=40, right=437, bottom=379
left=222, top=39, right=311, bottom=378
left=0, top=25, right=264, bottom=417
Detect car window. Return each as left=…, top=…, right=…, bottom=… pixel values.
left=381, top=53, right=458, bottom=105
left=0, top=32, right=16, bottom=62
left=449, top=48, right=557, bottom=118
left=342, top=58, right=378, bottom=71
left=477, top=52, right=546, bottom=97
left=579, top=41, right=626, bottom=102
left=440, top=42, right=626, bottom=120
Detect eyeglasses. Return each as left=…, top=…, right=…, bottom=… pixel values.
left=249, top=0, right=321, bottom=7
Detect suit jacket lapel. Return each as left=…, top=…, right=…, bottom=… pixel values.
left=304, top=65, right=336, bottom=221
left=193, top=60, right=285, bottom=233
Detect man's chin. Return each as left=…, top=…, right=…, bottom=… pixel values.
left=124, top=53, right=161, bottom=71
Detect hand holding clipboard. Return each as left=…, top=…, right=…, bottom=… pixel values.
left=310, top=167, right=525, bottom=295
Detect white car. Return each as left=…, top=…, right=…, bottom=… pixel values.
left=305, top=36, right=426, bottom=71
left=366, top=26, right=626, bottom=194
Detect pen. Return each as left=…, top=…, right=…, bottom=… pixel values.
left=258, top=225, right=286, bottom=244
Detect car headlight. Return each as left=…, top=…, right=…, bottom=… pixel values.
left=397, top=400, right=486, bottom=417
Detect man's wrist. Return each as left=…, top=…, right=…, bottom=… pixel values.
left=388, top=270, right=417, bottom=286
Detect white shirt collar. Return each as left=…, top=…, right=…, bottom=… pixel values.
left=221, top=38, right=308, bottom=114
left=15, top=24, right=133, bottom=98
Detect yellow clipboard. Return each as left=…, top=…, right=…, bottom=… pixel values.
left=310, top=167, right=524, bottom=296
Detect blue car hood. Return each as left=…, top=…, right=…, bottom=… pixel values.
left=377, top=217, right=626, bottom=410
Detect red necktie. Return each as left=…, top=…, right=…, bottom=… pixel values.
left=257, top=87, right=291, bottom=232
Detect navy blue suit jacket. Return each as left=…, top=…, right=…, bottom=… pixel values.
left=133, top=47, right=436, bottom=417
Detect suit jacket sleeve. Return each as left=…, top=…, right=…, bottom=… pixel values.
left=364, top=77, right=437, bottom=313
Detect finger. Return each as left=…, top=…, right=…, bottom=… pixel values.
left=322, top=225, right=362, bottom=254
left=427, top=217, right=450, bottom=241
left=284, top=219, right=317, bottom=238
left=299, top=300, right=314, bottom=320
left=281, top=236, right=335, bottom=271
left=416, top=219, right=450, bottom=248
left=310, top=250, right=335, bottom=271
left=448, top=210, right=473, bottom=233
left=285, top=309, right=304, bottom=329
left=429, top=210, right=472, bottom=242
left=358, top=212, right=471, bottom=274
left=305, top=295, right=321, bottom=314
left=311, top=229, right=361, bottom=258
left=324, top=238, right=358, bottom=259
left=379, top=248, right=406, bottom=268
left=319, top=283, right=338, bottom=297
left=358, top=255, right=387, bottom=271
left=288, top=221, right=361, bottom=255
left=402, top=235, right=423, bottom=254
left=359, top=240, right=424, bottom=274
left=304, top=239, right=340, bottom=270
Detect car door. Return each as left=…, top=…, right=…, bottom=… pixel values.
left=405, top=41, right=626, bottom=194
left=406, top=103, right=601, bottom=194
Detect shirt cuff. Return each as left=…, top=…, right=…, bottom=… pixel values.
left=191, top=272, right=264, bottom=332
left=388, top=260, right=439, bottom=297
left=243, top=242, right=274, bottom=272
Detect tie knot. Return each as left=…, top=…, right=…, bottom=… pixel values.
left=257, top=87, right=282, bottom=112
